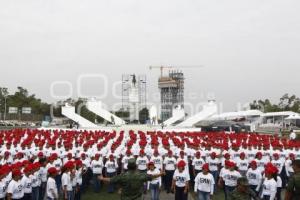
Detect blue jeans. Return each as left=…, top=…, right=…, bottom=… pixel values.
left=224, top=186, right=235, bottom=200
left=32, top=187, right=39, bottom=200
left=197, top=191, right=210, bottom=200
left=107, top=172, right=116, bottom=193
left=55, top=174, right=62, bottom=195
left=93, top=174, right=101, bottom=193
left=67, top=191, right=73, bottom=200
left=149, top=183, right=160, bottom=200
left=210, top=171, right=219, bottom=191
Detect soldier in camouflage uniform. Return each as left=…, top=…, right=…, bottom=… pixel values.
left=100, top=158, right=164, bottom=200
left=229, top=177, right=261, bottom=200
left=285, top=159, right=300, bottom=200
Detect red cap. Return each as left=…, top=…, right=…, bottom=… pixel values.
left=273, top=153, right=279, bottom=158
left=140, top=149, right=145, bottom=155
left=148, top=161, right=154, bottom=167
left=12, top=169, right=22, bottom=176
left=210, top=152, right=216, bottom=157
left=48, top=167, right=57, bottom=175
left=250, top=160, right=257, bottom=166
left=126, top=149, right=131, bottom=155
left=177, top=160, right=186, bottom=168
left=202, top=163, right=209, bottom=171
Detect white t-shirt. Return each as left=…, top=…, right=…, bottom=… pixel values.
left=163, top=157, right=176, bottom=171
left=255, top=158, right=267, bottom=172
left=285, top=159, right=294, bottom=177
left=271, top=159, right=284, bottom=174
left=53, top=159, right=63, bottom=171
left=30, top=173, right=39, bottom=188
left=39, top=167, right=48, bottom=182
left=46, top=177, right=58, bottom=199
left=150, top=156, right=163, bottom=170
left=192, top=158, right=205, bottom=171
left=173, top=169, right=190, bottom=187
left=246, top=168, right=262, bottom=187
left=121, top=155, right=134, bottom=170
left=61, top=172, right=73, bottom=191
left=91, top=160, right=104, bottom=174
left=136, top=156, right=149, bottom=171
left=21, top=175, right=32, bottom=193
left=7, top=179, right=24, bottom=199
left=76, top=169, right=82, bottom=185
left=194, top=172, right=215, bottom=194
left=206, top=157, right=220, bottom=172
left=261, top=178, right=277, bottom=200
left=0, top=179, right=7, bottom=198
left=236, top=158, right=249, bottom=171
left=105, top=160, right=118, bottom=173
left=222, top=170, right=242, bottom=187
left=147, top=169, right=161, bottom=186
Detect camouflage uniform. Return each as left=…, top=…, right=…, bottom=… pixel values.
left=110, top=159, right=152, bottom=200
left=229, top=177, right=261, bottom=200
left=286, top=167, right=300, bottom=200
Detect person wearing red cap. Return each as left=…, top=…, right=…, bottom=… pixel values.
left=163, top=150, right=176, bottom=193
left=255, top=152, right=267, bottom=173
left=271, top=153, right=284, bottom=176
left=7, top=169, right=24, bottom=200
left=38, top=158, right=48, bottom=200
left=74, top=160, right=83, bottom=200
left=104, top=155, right=118, bottom=193
left=121, top=149, right=134, bottom=172
left=246, top=160, right=262, bottom=196
left=91, top=154, right=103, bottom=193
left=221, top=153, right=232, bottom=168
left=136, top=150, right=149, bottom=172
left=46, top=167, right=58, bottom=200
left=194, top=163, right=215, bottom=200
left=206, top=152, right=220, bottom=191
left=21, top=166, right=33, bottom=200
left=172, top=160, right=190, bottom=200
left=261, top=164, right=277, bottom=200
left=30, top=163, right=40, bottom=200
left=150, top=150, right=163, bottom=171
left=221, top=161, right=242, bottom=200
left=147, top=162, right=161, bottom=200
left=61, top=161, right=74, bottom=200
left=0, top=168, right=7, bottom=200
left=192, top=151, right=205, bottom=177
left=236, top=152, right=249, bottom=177
left=285, top=153, right=295, bottom=179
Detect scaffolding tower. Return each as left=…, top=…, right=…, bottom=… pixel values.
left=159, top=70, right=184, bottom=121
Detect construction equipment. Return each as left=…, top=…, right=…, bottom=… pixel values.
left=149, top=65, right=203, bottom=77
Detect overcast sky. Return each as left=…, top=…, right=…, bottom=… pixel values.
left=0, top=0, right=299, bottom=114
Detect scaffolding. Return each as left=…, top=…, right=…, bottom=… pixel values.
left=159, top=70, right=184, bottom=121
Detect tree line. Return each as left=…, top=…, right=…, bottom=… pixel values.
left=250, top=93, right=300, bottom=113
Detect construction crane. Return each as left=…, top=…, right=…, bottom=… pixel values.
left=149, top=65, right=204, bottom=77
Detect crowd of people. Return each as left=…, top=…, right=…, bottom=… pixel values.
left=0, top=128, right=299, bottom=200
